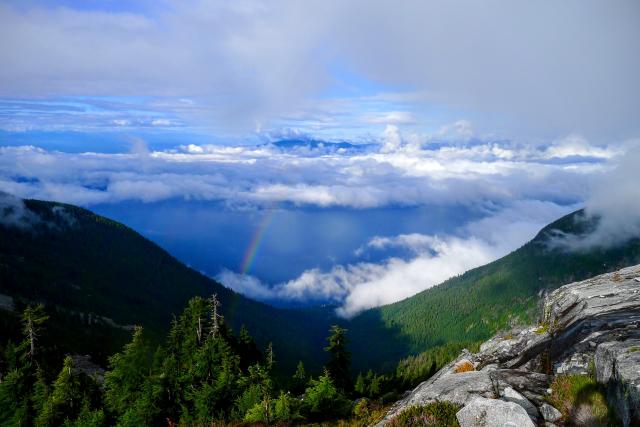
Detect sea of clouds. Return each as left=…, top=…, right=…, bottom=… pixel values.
left=1, top=127, right=638, bottom=316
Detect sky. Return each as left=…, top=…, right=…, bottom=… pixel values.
left=1, top=0, right=639, bottom=316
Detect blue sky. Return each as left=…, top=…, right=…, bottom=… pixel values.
left=1, top=0, right=639, bottom=315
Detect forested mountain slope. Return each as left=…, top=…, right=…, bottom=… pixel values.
left=3, top=197, right=639, bottom=376
left=349, top=210, right=640, bottom=371
left=0, top=198, right=331, bottom=370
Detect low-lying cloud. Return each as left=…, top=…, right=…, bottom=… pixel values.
left=217, top=200, right=573, bottom=317
left=549, top=143, right=640, bottom=250
left=1, top=130, right=637, bottom=315
left=0, top=191, right=39, bottom=229
left=0, top=129, right=618, bottom=210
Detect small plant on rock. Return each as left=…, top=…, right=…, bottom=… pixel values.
left=387, top=402, right=460, bottom=427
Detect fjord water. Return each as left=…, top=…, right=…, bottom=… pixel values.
left=94, top=200, right=479, bottom=292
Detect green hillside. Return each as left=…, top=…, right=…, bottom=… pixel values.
left=348, top=210, right=640, bottom=371
left=0, top=199, right=332, bottom=371
left=2, top=199, right=639, bottom=376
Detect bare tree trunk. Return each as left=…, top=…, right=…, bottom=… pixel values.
left=210, top=294, right=221, bottom=337
left=197, top=316, right=202, bottom=344
left=27, top=315, right=36, bottom=358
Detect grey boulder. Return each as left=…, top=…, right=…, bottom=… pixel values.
left=539, top=403, right=562, bottom=423
left=500, top=386, right=539, bottom=421
left=456, top=396, right=535, bottom=427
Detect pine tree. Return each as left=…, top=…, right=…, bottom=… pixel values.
left=354, top=372, right=366, bottom=396
left=292, top=361, right=307, bottom=395
left=0, top=305, right=49, bottom=426
left=303, top=369, right=351, bottom=421
left=266, top=342, right=275, bottom=372
left=22, top=305, right=49, bottom=360
left=31, top=368, right=49, bottom=419
left=36, top=356, right=102, bottom=426
left=324, top=325, right=352, bottom=392
left=104, top=326, right=150, bottom=416
left=237, top=325, right=261, bottom=371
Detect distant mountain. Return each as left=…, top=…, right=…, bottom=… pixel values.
left=348, top=210, right=640, bottom=370
left=263, top=139, right=376, bottom=154
left=0, top=198, right=332, bottom=370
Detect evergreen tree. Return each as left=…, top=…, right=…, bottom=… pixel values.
left=324, top=325, right=352, bottom=392
left=31, top=368, right=49, bottom=419
left=22, top=305, right=49, bottom=361
left=36, top=356, right=103, bottom=426
left=244, top=364, right=273, bottom=423
left=237, top=325, right=261, bottom=370
left=292, top=361, right=307, bottom=395
left=368, top=373, right=382, bottom=397
left=0, top=368, right=30, bottom=425
left=303, top=370, right=351, bottom=421
left=265, top=342, right=275, bottom=372
left=104, top=326, right=150, bottom=416
left=0, top=305, right=49, bottom=426
left=354, top=372, right=366, bottom=396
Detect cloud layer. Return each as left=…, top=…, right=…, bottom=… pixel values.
left=549, top=144, right=640, bottom=250
left=0, top=129, right=617, bottom=209
left=1, top=1, right=638, bottom=137
left=1, top=128, right=637, bottom=314
left=218, top=200, right=574, bottom=317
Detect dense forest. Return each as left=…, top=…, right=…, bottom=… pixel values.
left=0, top=297, right=459, bottom=426
left=3, top=197, right=640, bottom=425
left=0, top=199, right=332, bottom=371
left=348, top=211, right=640, bottom=370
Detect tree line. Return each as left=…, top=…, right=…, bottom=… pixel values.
left=0, top=294, right=470, bottom=426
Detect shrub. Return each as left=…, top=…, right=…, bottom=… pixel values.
left=387, top=402, right=460, bottom=427
left=302, top=371, right=352, bottom=421
left=273, top=391, right=302, bottom=423
left=548, top=374, right=618, bottom=426
left=353, top=398, right=370, bottom=419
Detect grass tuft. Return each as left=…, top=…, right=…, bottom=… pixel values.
left=548, top=374, right=618, bottom=426
left=387, top=402, right=460, bottom=427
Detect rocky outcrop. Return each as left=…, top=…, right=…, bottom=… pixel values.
left=595, top=339, right=640, bottom=426
left=379, top=352, right=494, bottom=421
left=377, top=264, right=640, bottom=426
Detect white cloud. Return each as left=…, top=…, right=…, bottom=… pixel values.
left=216, top=200, right=573, bottom=317
left=356, top=233, right=438, bottom=256
left=437, top=120, right=474, bottom=141
left=361, top=111, right=416, bottom=125
left=1, top=1, right=638, bottom=137
left=549, top=143, right=640, bottom=250
left=0, top=130, right=618, bottom=209
left=0, top=191, right=39, bottom=229
left=380, top=125, right=403, bottom=153
left=544, top=134, right=618, bottom=159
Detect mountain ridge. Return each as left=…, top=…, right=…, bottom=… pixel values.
left=2, top=197, right=640, bottom=375
left=0, top=198, right=333, bottom=370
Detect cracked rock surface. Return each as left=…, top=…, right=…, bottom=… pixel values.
left=377, top=264, right=640, bottom=426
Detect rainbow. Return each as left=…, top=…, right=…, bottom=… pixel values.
left=240, top=208, right=277, bottom=274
